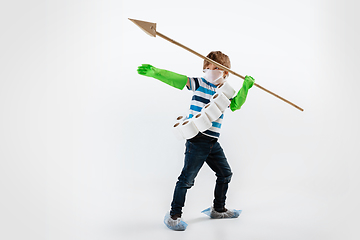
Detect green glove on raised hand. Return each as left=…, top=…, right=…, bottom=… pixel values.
left=137, top=64, right=188, bottom=90
left=230, top=75, right=255, bottom=111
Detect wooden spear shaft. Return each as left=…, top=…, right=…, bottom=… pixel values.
left=156, top=30, right=304, bottom=112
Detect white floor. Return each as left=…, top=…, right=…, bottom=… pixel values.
left=40, top=159, right=358, bottom=240
left=2, top=155, right=359, bottom=240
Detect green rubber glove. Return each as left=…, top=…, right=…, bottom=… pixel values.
left=137, top=64, right=188, bottom=90
left=230, top=75, right=255, bottom=111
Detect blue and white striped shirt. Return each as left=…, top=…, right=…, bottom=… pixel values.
left=186, top=77, right=225, bottom=139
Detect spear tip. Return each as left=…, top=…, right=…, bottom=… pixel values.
left=128, top=18, right=157, bottom=37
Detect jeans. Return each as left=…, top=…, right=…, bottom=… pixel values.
left=170, top=133, right=233, bottom=216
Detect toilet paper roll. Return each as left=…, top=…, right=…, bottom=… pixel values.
left=175, top=115, right=186, bottom=122
left=193, top=112, right=212, bottom=132
left=172, top=122, right=184, bottom=140
left=180, top=119, right=199, bottom=139
left=217, top=81, right=236, bottom=99
left=203, top=102, right=222, bottom=121
left=211, top=92, right=231, bottom=112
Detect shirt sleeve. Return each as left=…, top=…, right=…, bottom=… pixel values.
left=186, top=77, right=200, bottom=91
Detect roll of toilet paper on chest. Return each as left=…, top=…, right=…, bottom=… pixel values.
left=216, top=81, right=236, bottom=99
left=211, top=92, right=231, bottom=112
left=202, top=102, right=222, bottom=122
left=172, top=115, right=187, bottom=140
left=175, top=115, right=186, bottom=123
left=172, top=121, right=184, bottom=140
left=180, top=119, right=199, bottom=139
left=193, top=112, right=212, bottom=132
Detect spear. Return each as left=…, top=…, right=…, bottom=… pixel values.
left=129, top=18, right=304, bottom=112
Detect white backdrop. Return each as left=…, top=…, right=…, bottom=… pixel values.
left=1, top=0, right=359, bottom=240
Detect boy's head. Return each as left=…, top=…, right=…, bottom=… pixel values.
left=203, top=51, right=231, bottom=79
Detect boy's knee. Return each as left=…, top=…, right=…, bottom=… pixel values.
left=178, top=180, right=194, bottom=189
left=177, top=176, right=195, bottom=188
left=225, top=173, right=232, bottom=183
left=184, top=181, right=194, bottom=188
left=216, top=172, right=233, bottom=183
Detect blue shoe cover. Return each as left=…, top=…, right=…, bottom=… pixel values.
left=164, top=213, right=188, bottom=231
left=201, top=207, right=242, bottom=219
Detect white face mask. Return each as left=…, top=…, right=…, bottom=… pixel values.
left=203, top=69, right=226, bottom=85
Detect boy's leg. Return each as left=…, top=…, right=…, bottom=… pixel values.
left=170, top=138, right=211, bottom=217
left=205, top=141, right=233, bottom=211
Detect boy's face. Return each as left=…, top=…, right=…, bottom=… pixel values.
left=204, top=63, right=229, bottom=79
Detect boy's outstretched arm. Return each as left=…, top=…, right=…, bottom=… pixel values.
left=137, top=64, right=189, bottom=90
left=230, top=75, right=255, bottom=111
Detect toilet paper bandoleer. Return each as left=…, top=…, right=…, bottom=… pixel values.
left=137, top=51, right=254, bottom=231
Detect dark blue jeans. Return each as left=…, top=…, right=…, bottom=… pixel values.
left=170, top=133, right=233, bottom=216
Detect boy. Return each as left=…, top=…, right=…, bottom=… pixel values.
left=137, top=51, right=254, bottom=231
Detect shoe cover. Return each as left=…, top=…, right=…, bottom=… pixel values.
left=201, top=207, right=242, bottom=219
left=164, top=213, right=188, bottom=231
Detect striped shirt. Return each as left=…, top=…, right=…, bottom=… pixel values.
left=186, top=77, right=225, bottom=139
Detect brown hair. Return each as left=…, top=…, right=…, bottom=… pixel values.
left=203, top=51, right=231, bottom=70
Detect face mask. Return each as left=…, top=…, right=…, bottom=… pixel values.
left=203, top=69, right=226, bottom=85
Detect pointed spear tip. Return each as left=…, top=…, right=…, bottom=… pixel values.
left=128, top=18, right=157, bottom=37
